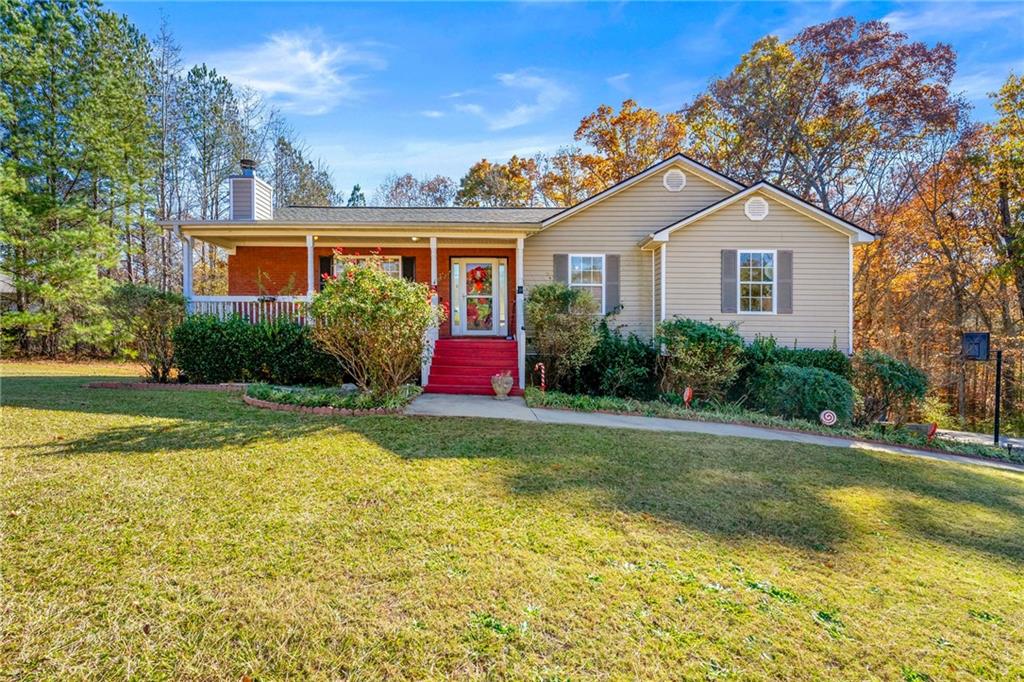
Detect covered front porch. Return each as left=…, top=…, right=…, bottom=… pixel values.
left=173, top=223, right=531, bottom=391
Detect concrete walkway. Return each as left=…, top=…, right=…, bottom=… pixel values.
left=405, top=393, right=1024, bottom=474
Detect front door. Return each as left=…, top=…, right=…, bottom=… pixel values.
left=451, top=258, right=508, bottom=336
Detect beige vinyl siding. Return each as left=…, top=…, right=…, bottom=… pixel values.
left=524, top=166, right=729, bottom=338
left=664, top=194, right=851, bottom=350
left=230, top=178, right=254, bottom=220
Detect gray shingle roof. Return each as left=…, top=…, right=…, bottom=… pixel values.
left=273, top=205, right=561, bottom=224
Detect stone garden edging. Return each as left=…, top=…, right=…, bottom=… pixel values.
left=242, top=393, right=400, bottom=416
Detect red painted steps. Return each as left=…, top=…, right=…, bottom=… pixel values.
left=425, top=338, right=522, bottom=396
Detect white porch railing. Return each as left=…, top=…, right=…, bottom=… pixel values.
left=421, top=324, right=439, bottom=385
left=187, top=295, right=313, bottom=325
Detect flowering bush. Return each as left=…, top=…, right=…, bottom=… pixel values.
left=309, top=252, right=445, bottom=396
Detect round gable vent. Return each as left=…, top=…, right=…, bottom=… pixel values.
left=663, top=169, right=686, bottom=192
left=744, top=196, right=770, bottom=221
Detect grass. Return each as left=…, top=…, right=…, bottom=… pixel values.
left=246, top=382, right=422, bottom=410
left=3, top=360, right=1024, bottom=680
left=525, top=388, right=1017, bottom=464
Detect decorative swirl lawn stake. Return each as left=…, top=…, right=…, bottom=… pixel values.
left=819, top=410, right=838, bottom=427
left=534, top=362, right=546, bottom=393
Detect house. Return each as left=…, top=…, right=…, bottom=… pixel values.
left=167, top=155, right=874, bottom=395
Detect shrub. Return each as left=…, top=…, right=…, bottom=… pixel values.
left=173, top=314, right=248, bottom=383
left=572, top=319, right=659, bottom=399
left=248, top=318, right=345, bottom=386
left=656, top=318, right=745, bottom=400
left=743, top=336, right=852, bottom=379
left=172, top=315, right=342, bottom=385
left=852, top=349, right=927, bottom=425
left=526, top=282, right=599, bottom=390
left=309, top=260, right=444, bottom=396
left=749, top=363, right=854, bottom=424
left=106, top=283, right=185, bottom=382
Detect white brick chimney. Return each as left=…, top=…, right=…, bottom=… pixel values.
left=229, top=159, right=273, bottom=220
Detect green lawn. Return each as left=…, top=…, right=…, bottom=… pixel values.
left=3, top=361, right=1023, bottom=680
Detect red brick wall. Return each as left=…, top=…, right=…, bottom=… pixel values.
left=227, top=245, right=518, bottom=337
left=227, top=246, right=429, bottom=295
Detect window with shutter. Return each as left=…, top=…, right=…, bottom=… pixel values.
left=737, top=250, right=776, bottom=314
left=568, top=254, right=605, bottom=314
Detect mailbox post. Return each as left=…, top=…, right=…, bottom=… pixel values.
left=962, top=332, right=1002, bottom=446
left=994, top=350, right=1003, bottom=446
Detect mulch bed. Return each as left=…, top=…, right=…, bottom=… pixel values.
left=86, top=381, right=247, bottom=392
left=242, top=394, right=400, bottom=416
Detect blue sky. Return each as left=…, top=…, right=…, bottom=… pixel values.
left=112, top=1, right=1024, bottom=196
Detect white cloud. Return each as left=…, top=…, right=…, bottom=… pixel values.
left=953, top=61, right=1024, bottom=104
left=606, top=72, right=631, bottom=92
left=455, top=70, right=571, bottom=130
left=420, top=110, right=445, bottom=118
left=204, top=30, right=385, bottom=116
left=882, top=3, right=1022, bottom=35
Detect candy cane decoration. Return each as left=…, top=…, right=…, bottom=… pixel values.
left=534, top=362, right=546, bottom=393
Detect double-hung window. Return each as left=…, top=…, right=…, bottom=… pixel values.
left=738, top=250, right=775, bottom=314
left=335, top=255, right=402, bottom=278
left=569, top=254, right=605, bottom=313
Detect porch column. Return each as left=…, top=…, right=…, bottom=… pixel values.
left=430, top=237, right=438, bottom=294
left=183, top=235, right=194, bottom=311
left=516, top=237, right=525, bottom=390
left=660, top=244, right=667, bottom=321
left=422, top=237, right=439, bottom=387
left=306, top=234, right=315, bottom=298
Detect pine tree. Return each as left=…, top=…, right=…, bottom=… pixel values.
left=347, top=184, right=366, bottom=207
left=0, top=0, right=152, bottom=353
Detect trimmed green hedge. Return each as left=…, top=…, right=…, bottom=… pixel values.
left=173, top=315, right=344, bottom=385
left=749, top=363, right=854, bottom=424
left=656, top=318, right=746, bottom=400
left=744, top=336, right=852, bottom=379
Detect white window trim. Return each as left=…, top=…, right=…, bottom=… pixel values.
left=335, top=254, right=403, bottom=278
left=568, top=253, right=606, bottom=315
left=737, top=249, right=777, bottom=315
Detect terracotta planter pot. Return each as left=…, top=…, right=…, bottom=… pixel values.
left=491, top=374, right=513, bottom=399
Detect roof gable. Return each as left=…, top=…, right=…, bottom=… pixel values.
left=540, top=154, right=745, bottom=229
left=640, top=182, right=875, bottom=248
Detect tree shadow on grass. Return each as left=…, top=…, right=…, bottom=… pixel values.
left=359, top=416, right=1024, bottom=562
left=7, top=373, right=1024, bottom=561
left=4, top=374, right=327, bottom=455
